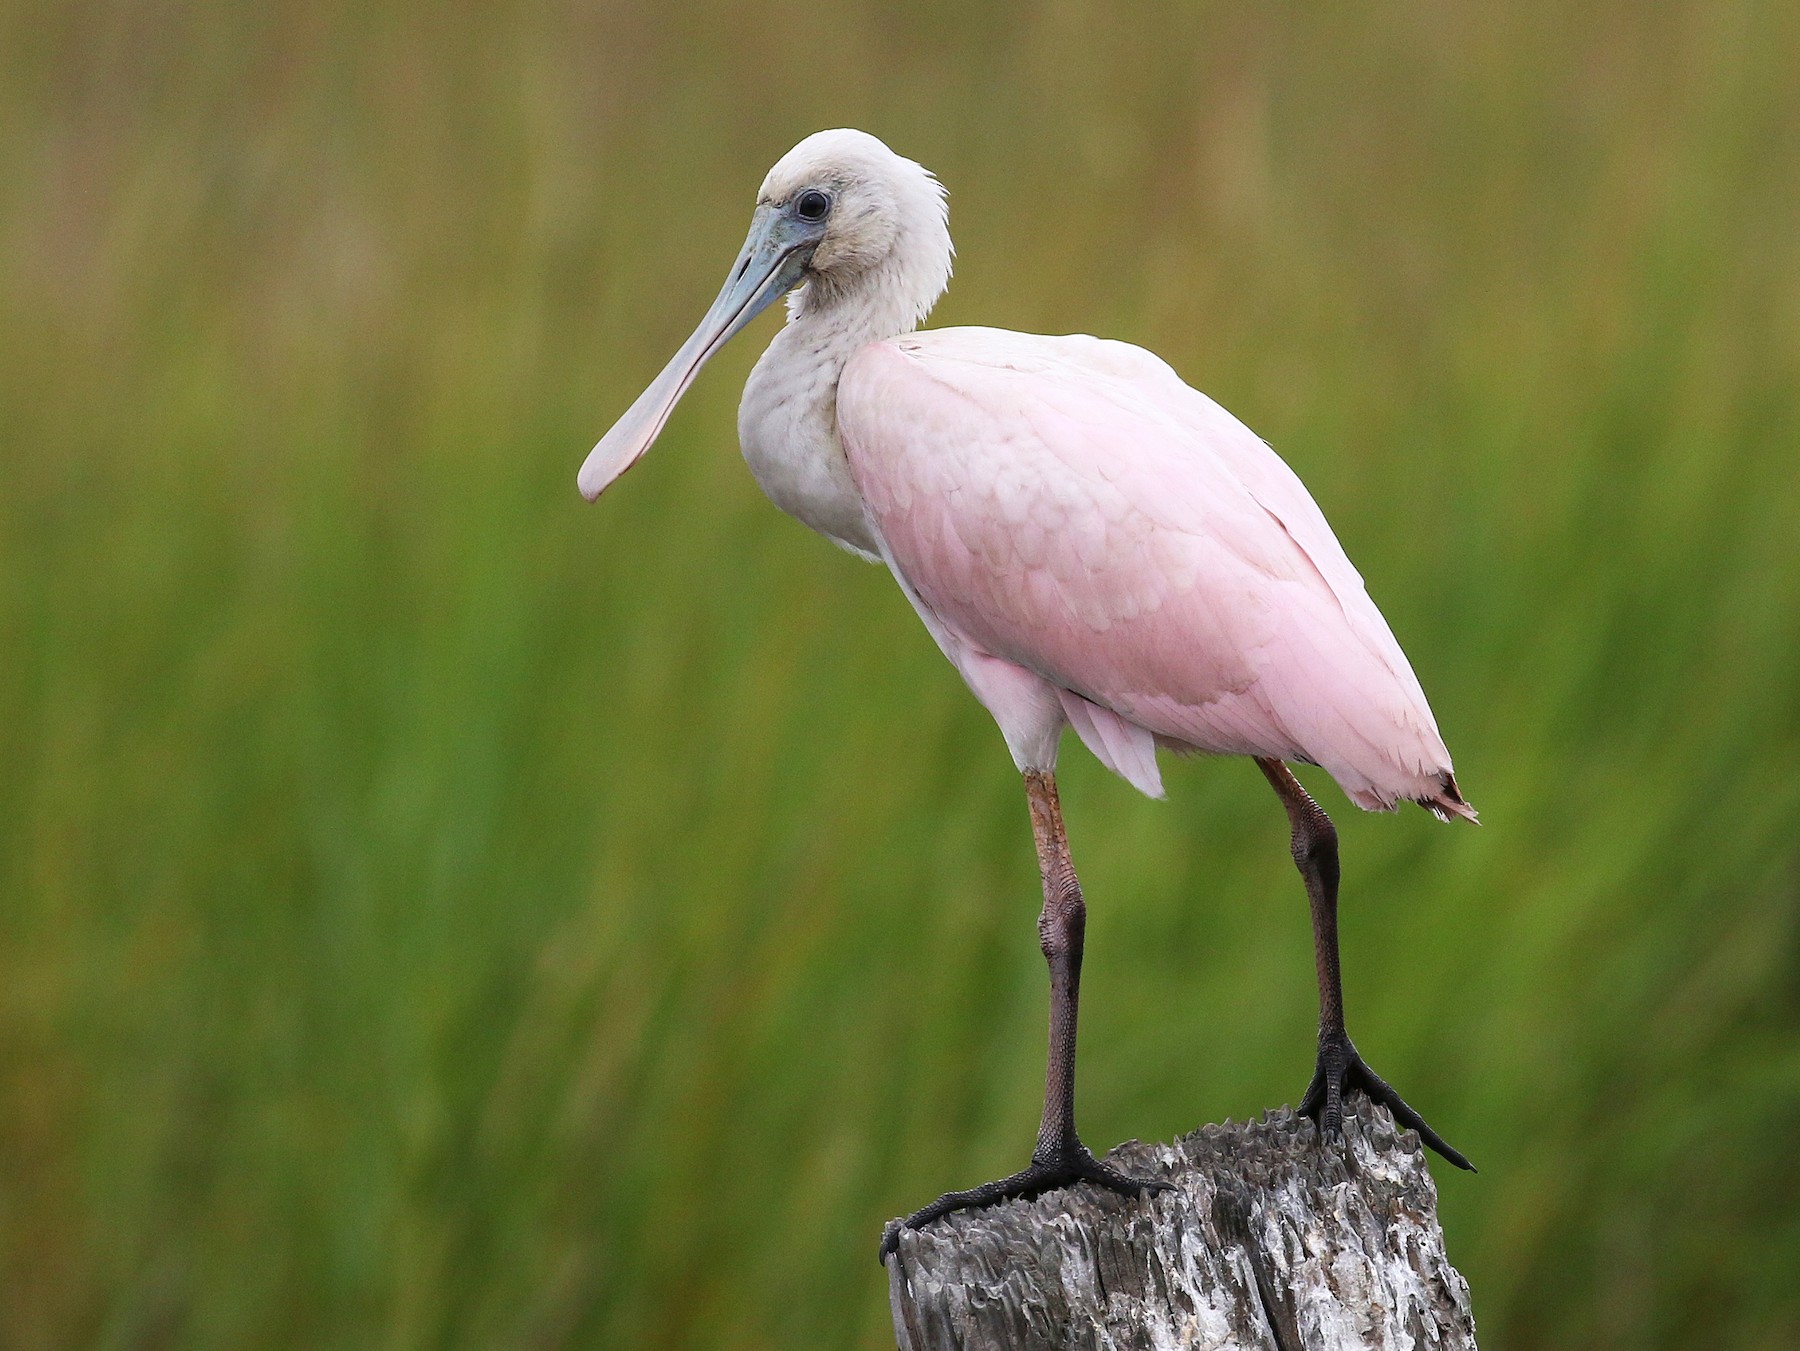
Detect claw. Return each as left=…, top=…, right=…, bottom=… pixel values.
left=879, top=1142, right=1173, bottom=1262
left=1301, top=1032, right=1476, bottom=1172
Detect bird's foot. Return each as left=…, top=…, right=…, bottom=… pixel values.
left=1301, top=1030, right=1475, bottom=1172
left=878, top=1136, right=1174, bottom=1262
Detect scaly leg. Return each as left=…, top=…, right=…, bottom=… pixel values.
left=880, top=768, right=1171, bottom=1259
left=1256, top=758, right=1475, bottom=1172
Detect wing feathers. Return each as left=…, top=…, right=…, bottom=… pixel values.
left=1058, top=689, right=1165, bottom=798
left=840, top=328, right=1463, bottom=812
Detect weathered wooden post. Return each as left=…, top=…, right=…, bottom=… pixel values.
left=885, top=1105, right=1477, bottom=1350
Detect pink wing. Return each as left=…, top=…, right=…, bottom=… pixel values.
left=838, top=327, right=1472, bottom=818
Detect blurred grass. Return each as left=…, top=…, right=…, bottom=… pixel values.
left=2, top=0, right=1798, bottom=1346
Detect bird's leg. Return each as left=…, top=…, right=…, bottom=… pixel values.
left=879, top=769, right=1172, bottom=1260
left=1024, top=766, right=1143, bottom=1171
left=1256, top=758, right=1475, bottom=1171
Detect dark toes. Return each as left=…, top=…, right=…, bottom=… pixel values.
left=879, top=1146, right=1171, bottom=1263
left=1300, top=1037, right=1475, bottom=1171
left=1081, top=1157, right=1177, bottom=1198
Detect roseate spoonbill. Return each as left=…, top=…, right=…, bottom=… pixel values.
left=580, top=129, right=1477, bottom=1255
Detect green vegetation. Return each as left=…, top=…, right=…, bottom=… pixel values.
left=2, top=1, right=1796, bottom=1346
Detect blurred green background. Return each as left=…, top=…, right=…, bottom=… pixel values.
left=3, top=0, right=1798, bottom=1346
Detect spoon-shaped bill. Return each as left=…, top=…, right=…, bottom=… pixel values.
left=579, top=205, right=816, bottom=502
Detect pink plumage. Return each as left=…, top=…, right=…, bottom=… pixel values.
left=840, top=327, right=1473, bottom=820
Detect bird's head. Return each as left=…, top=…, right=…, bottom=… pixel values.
left=578, top=129, right=951, bottom=502
left=755, top=129, right=952, bottom=319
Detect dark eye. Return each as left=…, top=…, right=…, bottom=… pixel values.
left=795, top=189, right=832, bottom=222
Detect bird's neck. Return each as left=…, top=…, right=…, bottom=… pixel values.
left=737, top=246, right=949, bottom=560
left=739, top=262, right=937, bottom=561
left=785, top=223, right=951, bottom=352
left=753, top=262, right=929, bottom=419
left=787, top=264, right=935, bottom=354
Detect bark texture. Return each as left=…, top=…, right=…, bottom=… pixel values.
left=885, top=1105, right=1477, bottom=1351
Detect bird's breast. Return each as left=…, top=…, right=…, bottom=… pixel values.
left=739, top=335, right=883, bottom=560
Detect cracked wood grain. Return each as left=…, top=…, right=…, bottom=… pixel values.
left=885, top=1105, right=1477, bottom=1351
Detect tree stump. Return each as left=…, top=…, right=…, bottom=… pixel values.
left=884, top=1105, right=1477, bottom=1351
